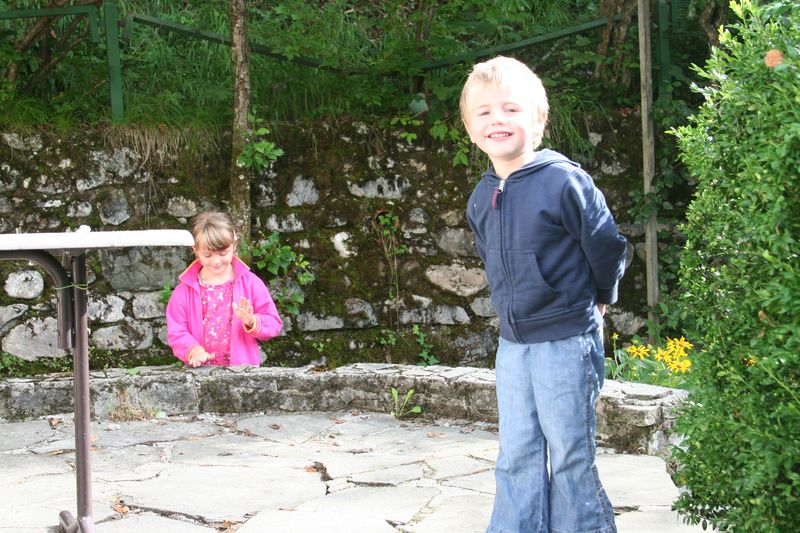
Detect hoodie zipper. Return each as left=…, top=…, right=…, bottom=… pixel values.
left=491, top=179, right=506, bottom=209
left=490, top=178, right=520, bottom=340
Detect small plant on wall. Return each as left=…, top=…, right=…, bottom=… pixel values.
left=241, top=231, right=315, bottom=317
left=371, top=208, right=407, bottom=332
left=377, top=329, right=397, bottom=363
left=236, top=109, right=284, bottom=175
left=412, top=324, right=439, bottom=367
left=390, top=386, right=422, bottom=419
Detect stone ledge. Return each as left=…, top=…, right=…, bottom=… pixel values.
left=0, top=363, right=688, bottom=456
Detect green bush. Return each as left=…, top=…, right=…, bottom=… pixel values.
left=669, top=2, right=800, bottom=531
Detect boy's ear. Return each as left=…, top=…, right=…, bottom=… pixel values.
left=536, top=109, right=549, bottom=130
left=530, top=112, right=547, bottom=138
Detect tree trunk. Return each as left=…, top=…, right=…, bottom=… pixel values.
left=4, top=0, right=88, bottom=86
left=699, top=1, right=728, bottom=49
left=24, top=17, right=88, bottom=92
left=229, top=0, right=252, bottom=241
left=595, top=0, right=638, bottom=87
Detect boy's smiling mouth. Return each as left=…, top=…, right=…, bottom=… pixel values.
left=489, top=132, right=512, bottom=139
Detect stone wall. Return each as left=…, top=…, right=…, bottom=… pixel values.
left=0, top=363, right=687, bottom=457
left=0, top=121, right=652, bottom=368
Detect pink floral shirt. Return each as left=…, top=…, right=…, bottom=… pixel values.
left=200, top=278, right=234, bottom=365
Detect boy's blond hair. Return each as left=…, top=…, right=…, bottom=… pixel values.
left=191, top=212, right=237, bottom=252
left=459, top=56, right=549, bottom=149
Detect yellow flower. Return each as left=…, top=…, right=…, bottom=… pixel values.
left=743, top=356, right=756, bottom=367
left=667, top=336, right=694, bottom=353
left=666, top=356, right=692, bottom=373
left=625, top=344, right=650, bottom=360
left=612, top=332, right=619, bottom=342
left=670, top=346, right=687, bottom=359
left=654, top=347, right=669, bottom=362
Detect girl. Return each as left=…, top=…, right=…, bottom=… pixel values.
left=166, top=212, right=282, bottom=367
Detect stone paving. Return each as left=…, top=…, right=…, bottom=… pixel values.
left=2, top=409, right=706, bottom=532
left=0, top=364, right=702, bottom=532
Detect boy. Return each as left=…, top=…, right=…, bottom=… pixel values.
left=461, top=56, right=627, bottom=533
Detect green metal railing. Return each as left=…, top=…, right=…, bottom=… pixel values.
left=123, top=12, right=342, bottom=72
left=0, top=5, right=100, bottom=41
left=420, top=17, right=621, bottom=71
left=1, top=3, right=124, bottom=122
left=1, top=1, right=677, bottom=124
left=104, top=2, right=123, bottom=123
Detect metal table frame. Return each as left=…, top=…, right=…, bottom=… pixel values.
left=0, top=228, right=193, bottom=532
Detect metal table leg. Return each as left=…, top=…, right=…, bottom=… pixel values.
left=0, top=249, right=94, bottom=531
left=0, top=229, right=193, bottom=531
left=58, top=251, right=95, bottom=532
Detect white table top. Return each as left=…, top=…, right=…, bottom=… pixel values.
left=0, top=228, right=194, bottom=251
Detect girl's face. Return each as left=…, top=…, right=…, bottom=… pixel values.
left=194, top=242, right=235, bottom=276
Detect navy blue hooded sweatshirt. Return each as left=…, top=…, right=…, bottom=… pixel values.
left=466, top=149, right=628, bottom=344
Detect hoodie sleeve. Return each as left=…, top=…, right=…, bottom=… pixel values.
left=560, top=171, right=628, bottom=305
left=242, top=272, right=283, bottom=341
left=165, top=283, right=201, bottom=363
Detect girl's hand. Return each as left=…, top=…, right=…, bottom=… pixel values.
left=233, top=297, right=255, bottom=329
left=187, top=347, right=213, bottom=368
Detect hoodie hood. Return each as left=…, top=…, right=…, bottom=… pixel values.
left=483, top=149, right=578, bottom=184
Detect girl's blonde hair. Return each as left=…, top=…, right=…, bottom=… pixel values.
left=459, top=56, right=549, bottom=149
left=190, top=212, right=237, bottom=252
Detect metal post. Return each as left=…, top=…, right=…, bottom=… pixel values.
left=103, top=1, right=124, bottom=123
left=63, top=252, right=95, bottom=532
left=638, top=0, right=660, bottom=340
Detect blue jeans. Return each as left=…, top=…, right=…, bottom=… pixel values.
left=487, top=331, right=617, bottom=533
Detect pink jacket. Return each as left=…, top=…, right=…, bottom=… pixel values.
left=166, top=256, right=282, bottom=366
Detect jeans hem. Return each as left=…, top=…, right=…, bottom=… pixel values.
left=486, top=523, right=512, bottom=533
left=548, top=527, right=617, bottom=533
left=488, top=523, right=616, bottom=533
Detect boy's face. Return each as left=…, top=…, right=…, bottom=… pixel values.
left=463, top=82, right=542, bottom=175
